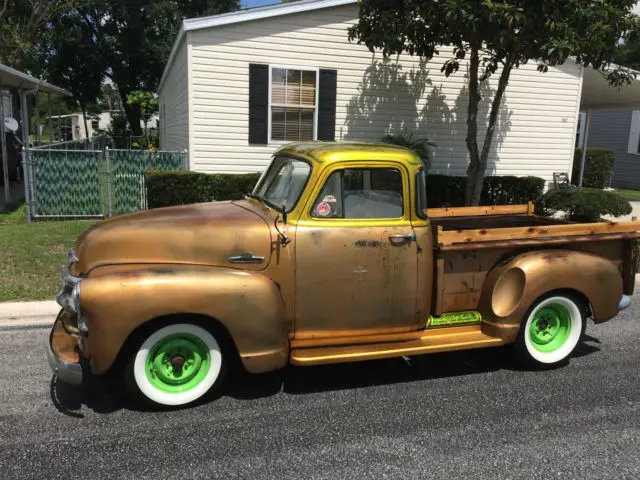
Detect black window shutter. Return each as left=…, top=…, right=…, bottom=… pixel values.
left=249, top=63, right=269, bottom=144
left=317, top=69, right=337, bottom=141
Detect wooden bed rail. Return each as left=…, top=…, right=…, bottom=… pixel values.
left=436, top=220, right=640, bottom=247
left=426, top=202, right=534, bottom=218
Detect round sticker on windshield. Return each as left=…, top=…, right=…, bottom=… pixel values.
left=316, top=201, right=331, bottom=217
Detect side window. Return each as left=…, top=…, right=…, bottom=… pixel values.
left=416, top=168, right=427, bottom=218
left=312, top=168, right=404, bottom=219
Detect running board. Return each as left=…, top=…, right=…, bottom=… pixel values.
left=290, top=325, right=505, bottom=366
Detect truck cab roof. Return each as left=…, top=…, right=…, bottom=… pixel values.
left=275, top=141, right=424, bottom=167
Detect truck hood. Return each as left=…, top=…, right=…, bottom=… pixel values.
left=74, top=201, right=273, bottom=274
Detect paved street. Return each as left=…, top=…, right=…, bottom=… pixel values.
left=0, top=307, right=639, bottom=480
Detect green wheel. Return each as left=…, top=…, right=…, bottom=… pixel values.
left=516, top=295, right=585, bottom=366
left=126, top=323, right=224, bottom=407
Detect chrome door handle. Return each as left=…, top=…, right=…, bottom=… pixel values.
left=228, top=252, right=265, bottom=264
left=389, top=233, right=416, bottom=243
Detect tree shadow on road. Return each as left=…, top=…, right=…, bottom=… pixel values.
left=49, top=337, right=601, bottom=414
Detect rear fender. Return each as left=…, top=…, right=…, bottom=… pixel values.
left=478, top=249, right=623, bottom=342
left=79, top=264, right=288, bottom=375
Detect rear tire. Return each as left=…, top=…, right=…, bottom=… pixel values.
left=514, top=294, right=586, bottom=368
left=125, top=323, right=225, bottom=408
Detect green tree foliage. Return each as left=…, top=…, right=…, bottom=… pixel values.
left=0, top=0, right=76, bottom=70
left=126, top=91, right=158, bottom=134
left=381, top=132, right=434, bottom=169
left=41, top=0, right=239, bottom=135
left=38, top=11, right=104, bottom=138
left=349, top=0, right=639, bottom=206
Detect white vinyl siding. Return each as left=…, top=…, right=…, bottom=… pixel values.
left=186, top=4, right=581, bottom=182
left=158, top=38, right=189, bottom=152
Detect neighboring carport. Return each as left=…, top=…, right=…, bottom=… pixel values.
left=0, top=62, right=71, bottom=206
left=577, top=65, right=640, bottom=186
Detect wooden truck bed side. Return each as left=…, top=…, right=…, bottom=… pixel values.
left=428, top=202, right=640, bottom=251
left=427, top=203, right=640, bottom=317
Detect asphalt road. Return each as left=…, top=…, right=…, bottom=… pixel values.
left=0, top=307, right=639, bottom=480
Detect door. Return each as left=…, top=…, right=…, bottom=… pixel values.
left=294, top=163, right=419, bottom=339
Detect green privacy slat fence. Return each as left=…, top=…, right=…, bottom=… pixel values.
left=28, top=149, right=104, bottom=217
left=109, top=149, right=187, bottom=215
left=24, top=147, right=187, bottom=221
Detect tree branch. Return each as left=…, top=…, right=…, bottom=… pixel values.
left=0, top=0, right=9, bottom=21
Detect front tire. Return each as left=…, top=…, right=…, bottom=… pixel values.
left=125, top=323, right=224, bottom=407
left=515, top=295, right=585, bottom=367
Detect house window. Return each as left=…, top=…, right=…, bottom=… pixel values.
left=91, top=119, right=99, bottom=130
left=270, top=67, right=317, bottom=142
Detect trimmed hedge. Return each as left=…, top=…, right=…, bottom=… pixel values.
left=427, top=175, right=545, bottom=207
left=537, top=187, right=631, bottom=222
left=146, top=170, right=544, bottom=210
left=571, top=148, right=615, bottom=188
left=146, top=170, right=261, bottom=209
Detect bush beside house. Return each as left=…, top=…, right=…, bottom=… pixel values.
left=571, top=148, right=615, bottom=188
left=147, top=170, right=544, bottom=209
left=427, top=175, right=545, bottom=207
left=537, top=188, right=632, bottom=222
left=146, top=171, right=261, bottom=208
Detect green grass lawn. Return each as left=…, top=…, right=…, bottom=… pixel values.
left=0, top=204, right=95, bottom=301
left=614, top=189, right=640, bottom=202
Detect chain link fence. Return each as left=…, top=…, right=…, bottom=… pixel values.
left=22, top=146, right=188, bottom=222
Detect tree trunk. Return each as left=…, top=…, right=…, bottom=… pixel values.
left=80, top=102, right=90, bottom=140
left=116, top=84, right=143, bottom=136
left=464, top=43, right=482, bottom=206
left=123, top=101, right=143, bottom=136
left=465, top=57, right=513, bottom=206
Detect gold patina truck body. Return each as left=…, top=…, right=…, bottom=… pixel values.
left=48, top=142, right=640, bottom=407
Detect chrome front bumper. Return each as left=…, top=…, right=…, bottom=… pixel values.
left=47, top=311, right=83, bottom=386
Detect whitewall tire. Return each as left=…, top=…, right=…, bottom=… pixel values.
left=516, top=295, right=585, bottom=367
left=126, top=323, right=224, bottom=407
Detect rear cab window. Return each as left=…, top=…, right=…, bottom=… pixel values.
left=311, top=168, right=404, bottom=219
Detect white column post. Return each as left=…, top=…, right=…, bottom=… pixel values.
left=20, top=89, right=32, bottom=222
left=0, top=80, right=9, bottom=204
left=577, top=108, right=591, bottom=187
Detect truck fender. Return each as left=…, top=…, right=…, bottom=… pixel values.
left=79, top=264, right=288, bottom=375
left=477, top=249, right=623, bottom=342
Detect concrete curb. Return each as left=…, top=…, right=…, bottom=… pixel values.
left=0, top=300, right=58, bottom=322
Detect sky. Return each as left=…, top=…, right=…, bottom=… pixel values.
left=241, top=0, right=281, bottom=8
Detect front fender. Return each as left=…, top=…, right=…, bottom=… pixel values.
left=478, top=249, right=623, bottom=342
left=79, top=264, right=288, bottom=375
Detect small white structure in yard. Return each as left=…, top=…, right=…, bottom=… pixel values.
left=158, top=0, right=640, bottom=185
left=48, top=110, right=160, bottom=141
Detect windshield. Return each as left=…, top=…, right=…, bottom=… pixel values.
left=252, top=156, right=312, bottom=212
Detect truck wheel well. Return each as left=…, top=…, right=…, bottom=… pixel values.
left=531, top=288, right=592, bottom=320
left=110, top=313, right=242, bottom=376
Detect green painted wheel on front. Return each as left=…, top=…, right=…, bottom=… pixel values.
left=528, top=304, right=572, bottom=353
left=145, top=333, right=211, bottom=393
left=128, top=323, right=224, bottom=407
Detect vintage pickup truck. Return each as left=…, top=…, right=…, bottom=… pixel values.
left=48, top=142, right=639, bottom=407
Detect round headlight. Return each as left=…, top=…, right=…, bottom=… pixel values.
left=72, top=282, right=81, bottom=314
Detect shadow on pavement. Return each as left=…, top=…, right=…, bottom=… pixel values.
left=50, top=336, right=601, bottom=414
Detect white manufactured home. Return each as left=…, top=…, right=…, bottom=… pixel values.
left=159, top=0, right=640, bottom=185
